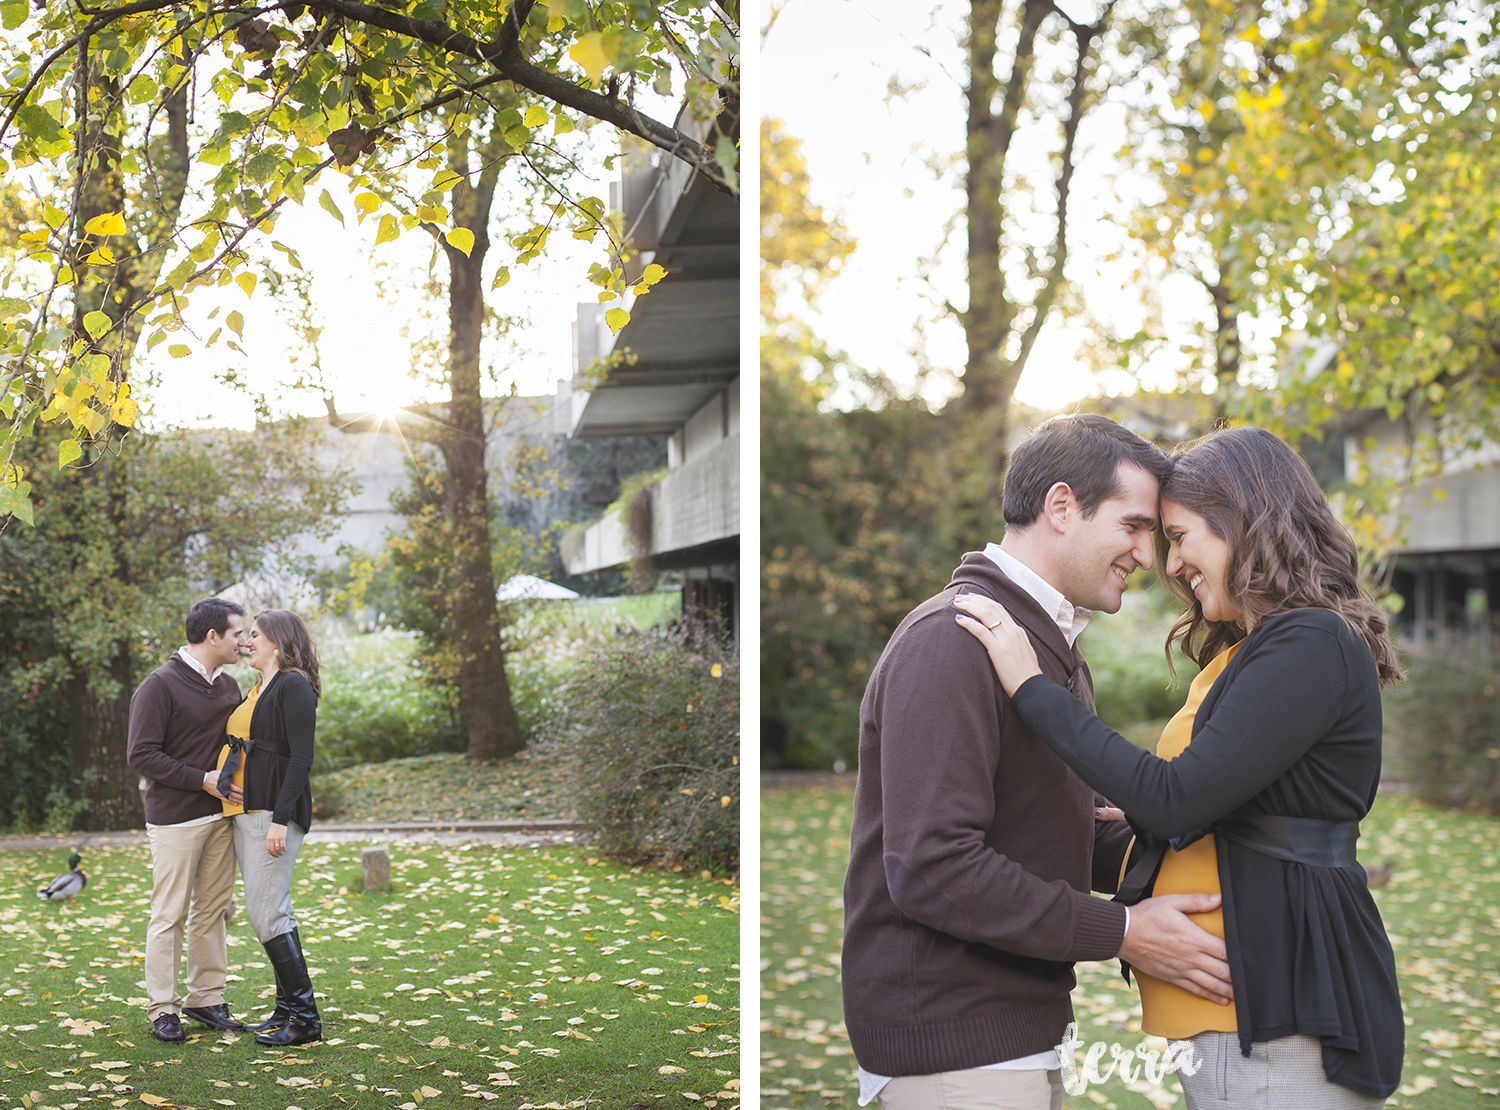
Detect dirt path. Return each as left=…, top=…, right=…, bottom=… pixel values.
left=0, top=819, right=582, bottom=852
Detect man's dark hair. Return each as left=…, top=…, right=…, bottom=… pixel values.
left=1002, top=413, right=1170, bottom=528
left=185, top=598, right=246, bottom=644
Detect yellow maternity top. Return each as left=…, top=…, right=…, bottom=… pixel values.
left=215, top=681, right=266, bottom=817
left=1132, top=641, right=1242, bottom=1039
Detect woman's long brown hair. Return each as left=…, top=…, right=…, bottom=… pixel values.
left=254, top=609, right=323, bottom=701
left=1156, top=426, right=1404, bottom=686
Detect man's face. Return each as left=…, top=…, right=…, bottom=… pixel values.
left=1053, top=462, right=1160, bottom=614
left=206, top=613, right=245, bottom=668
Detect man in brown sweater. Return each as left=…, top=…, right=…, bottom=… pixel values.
left=126, top=597, right=249, bottom=1044
left=842, top=415, right=1234, bottom=1109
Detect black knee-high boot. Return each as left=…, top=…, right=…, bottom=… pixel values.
left=244, top=927, right=297, bottom=1034
left=254, top=929, right=320, bottom=1046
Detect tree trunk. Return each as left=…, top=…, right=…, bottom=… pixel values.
left=1207, top=277, right=1241, bottom=388
left=439, top=157, right=525, bottom=762
left=954, top=0, right=1109, bottom=542
left=61, top=65, right=190, bottom=829
left=69, top=640, right=143, bottom=830
left=961, top=0, right=1046, bottom=419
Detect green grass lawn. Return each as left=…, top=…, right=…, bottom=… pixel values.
left=761, top=784, right=1500, bottom=1110
left=3, top=841, right=740, bottom=1110
left=313, top=753, right=574, bottom=825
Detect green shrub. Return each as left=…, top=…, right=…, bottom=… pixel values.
left=0, top=660, right=73, bottom=832
left=544, top=625, right=738, bottom=874
left=273, top=631, right=464, bottom=775
left=1383, top=640, right=1500, bottom=812
left=1086, top=594, right=1198, bottom=734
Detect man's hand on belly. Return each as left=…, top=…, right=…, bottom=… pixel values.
left=1118, top=893, right=1233, bottom=1005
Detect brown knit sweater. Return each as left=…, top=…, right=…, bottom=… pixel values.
left=126, top=654, right=244, bottom=825
left=841, top=554, right=1132, bottom=1076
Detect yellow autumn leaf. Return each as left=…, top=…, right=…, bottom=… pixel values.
left=445, top=227, right=475, bottom=257
left=710, top=663, right=722, bottom=677
left=692, top=994, right=708, bottom=1003
left=554, top=113, right=575, bottom=136
left=524, top=105, right=549, bottom=128
left=77, top=352, right=110, bottom=381
left=84, top=247, right=117, bottom=265
left=605, top=307, right=629, bottom=334
left=236, top=272, right=257, bottom=298
left=42, top=202, right=67, bottom=229
left=82, top=311, right=111, bottom=339
left=639, top=262, right=667, bottom=286
left=84, top=212, right=127, bottom=236
left=167, top=343, right=190, bottom=358
left=139, top=1095, right=173, bottom=1108
left=111, top=388, right=139, bottom=428
left=375, top=214, right=400, bottom=246
left=58, top=439, right=82, bottom=467
left=74, top=406, right=107, bottom=436
left=569, top=33, right=610, bottom=81
left=418, top=1086, right=442, bottom=1098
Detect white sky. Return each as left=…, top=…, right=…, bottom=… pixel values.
left=761, top=0, right=1216, bottom=411
left=88, top=54, right=692, bottom=433
left=135, top=132, right=621, bottom=432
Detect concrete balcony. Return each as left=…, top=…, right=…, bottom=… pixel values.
left=562, top=433, right=739, bottom=575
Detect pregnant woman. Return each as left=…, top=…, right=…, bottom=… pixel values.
left=217, top=608, right=323, bottom=1046
left=955, top=426, right=1403, bottom=1106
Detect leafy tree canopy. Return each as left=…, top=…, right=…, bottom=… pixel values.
left=0, top=0, right=738, bottom=525
left=1115, top=0, right=1499, bottom=557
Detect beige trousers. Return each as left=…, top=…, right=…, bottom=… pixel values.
left=879, top=1068, right=1064, bottom=1110
left=144, top=816, right=236, bottom=1020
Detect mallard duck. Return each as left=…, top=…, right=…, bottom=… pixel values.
left=38, top=854, right=86, bottom=902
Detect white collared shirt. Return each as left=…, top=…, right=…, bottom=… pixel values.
left=177, top=644, right=226, bottom=686
left=856, top=546, right=1112, bottom=1100
left=983, top=543, right=1091, bottom=647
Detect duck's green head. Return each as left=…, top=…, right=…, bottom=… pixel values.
left=68, top=854, right=82, bottom=868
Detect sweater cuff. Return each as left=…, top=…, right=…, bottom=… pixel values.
left=1073, top=896, right=1128, bottom=961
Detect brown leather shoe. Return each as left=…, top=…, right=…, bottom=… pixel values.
left=152, top=1013, right=186, bottom=1043
left=183, top=1003, right=246, bottom=1032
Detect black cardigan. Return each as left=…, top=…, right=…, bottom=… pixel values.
left=243, top=670, right=316, bottom=831
left=1010, top=608, right=1402, bottom=1098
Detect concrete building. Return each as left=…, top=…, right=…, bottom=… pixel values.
left=242, top=392, right=662, bottom=613
left=1337, top=410, right=1500, bottom=643
left=557, top=110, right=740, bottom=641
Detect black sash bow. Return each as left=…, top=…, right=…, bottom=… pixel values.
left=217, top=737, right=254, bottom=799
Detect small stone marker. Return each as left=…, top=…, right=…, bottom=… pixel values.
left=361, top=845, right=390, bottom=891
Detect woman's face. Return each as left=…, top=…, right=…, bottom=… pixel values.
left=1161, top=500, right=1242, bottom=625
left=246, top=621, right=279, bottom=672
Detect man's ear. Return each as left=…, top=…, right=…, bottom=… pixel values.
left=1041, top=482, right=1078, bottom=534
